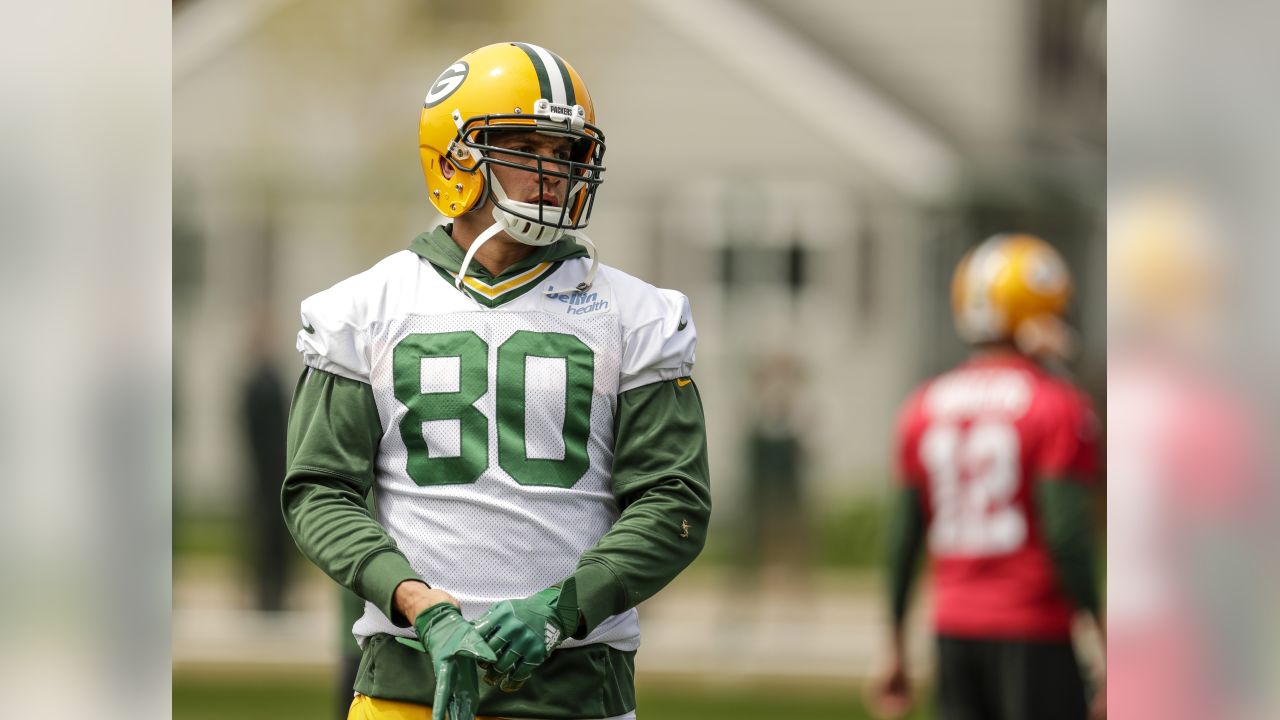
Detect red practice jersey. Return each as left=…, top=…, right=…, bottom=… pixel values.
left=895, top=354, right=1099, bottom=640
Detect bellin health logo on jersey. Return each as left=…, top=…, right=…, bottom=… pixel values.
left=547, top=286, right=609, bottom=316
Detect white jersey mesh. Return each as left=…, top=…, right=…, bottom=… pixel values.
left=525, top=355, right=568, bottom=460
left=352, top=305, right=638, bottom=651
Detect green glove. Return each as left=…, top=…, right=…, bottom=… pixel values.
left=394, top=602, right=498, bottom=720
left=471, top=579, right=580, bottom=692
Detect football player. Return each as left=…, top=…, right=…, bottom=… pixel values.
left=1107, top=188, right=1264, bottom=720
left=872, top=234, right=1104, bottom=720
left=282, top=42, right=711, bottom=720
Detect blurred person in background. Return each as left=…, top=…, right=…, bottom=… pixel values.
left=719, top=354, right=811, bottom=650
left=1107, top=187, right=1267, bottom=720
left=240, top=310, right=291, bottom=612
left=282, top=42, right=710, bottom=720
left=872, top=234, right=1104, bottom=720
left=740, top=354, right=811, bottom=582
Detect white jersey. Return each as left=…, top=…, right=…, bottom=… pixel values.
left=296, top=251, right=696, bottom=651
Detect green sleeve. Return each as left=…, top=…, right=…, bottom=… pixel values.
left=570, top=378, right=712, bottom=636
left=281, top=368, right=423, bottom=627
left=1035, top=478, right=1100, bottom=617
left=885, top=486, right=926, bottom=629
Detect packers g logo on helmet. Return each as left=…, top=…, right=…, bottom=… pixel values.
left=952, top=234, right=1075, bottom=357
left=424, top=61, right=468, bottom=108
left=417, top=42, right=606, bottom=245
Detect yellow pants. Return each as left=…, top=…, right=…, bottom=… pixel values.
left=347, top=693, right=638, bottom=720
left=347, top=693, right=503, bottom=720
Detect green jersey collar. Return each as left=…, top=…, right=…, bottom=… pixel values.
left=408, top=224, right=588, bottom=281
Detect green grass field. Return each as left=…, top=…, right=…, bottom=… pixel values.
left=173, top=670, right=933, bottom=719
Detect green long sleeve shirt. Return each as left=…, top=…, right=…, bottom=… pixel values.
left=282, top=226, right=710, bottom=716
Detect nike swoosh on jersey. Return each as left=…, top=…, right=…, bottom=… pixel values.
left=677, top=318, right=688, bottom=331
left=303, top=323, right=315, bottom=334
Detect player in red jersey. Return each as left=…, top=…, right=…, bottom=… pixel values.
left=872, top=234, right=1104, bottom=720
left=1106, top=187, right=1265, bottom=720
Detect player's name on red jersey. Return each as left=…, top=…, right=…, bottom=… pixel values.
left=924, top=369, right=1032, bottom=419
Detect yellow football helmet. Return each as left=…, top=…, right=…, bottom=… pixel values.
left=418, top=42, right=605, bottom=246
left=951, top=233, right=1074, bottom=357
left=1108, top=186, right=1223, bottom=347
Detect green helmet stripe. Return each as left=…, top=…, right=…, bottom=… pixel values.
left=512, top=42, right=554, bottom=104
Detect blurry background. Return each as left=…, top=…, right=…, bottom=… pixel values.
left=172, top=1, right=1104, bottom=717
left=1106, top=2, right=1280, bottom=719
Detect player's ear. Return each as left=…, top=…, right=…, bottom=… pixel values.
left=440, top=156, right=455, bottom=179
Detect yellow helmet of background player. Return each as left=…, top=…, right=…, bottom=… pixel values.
left=951, top=233, right=1074, bottom=357
left=1108, top=185, right=1223, bottom=346
left=418, top=42, right=605, bottom=246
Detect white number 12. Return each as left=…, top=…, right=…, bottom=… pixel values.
left=920, top=421, right=1026, bottom=556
